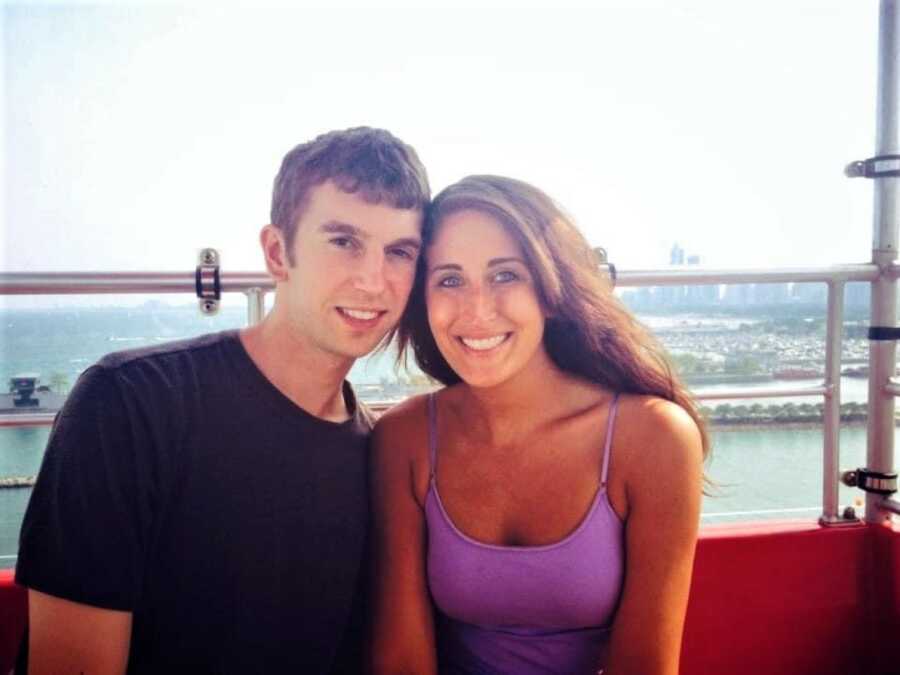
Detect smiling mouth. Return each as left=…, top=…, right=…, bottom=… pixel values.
left=458, top=333, right=510, bottom=351
left=338, top=307, right=384, bottom=321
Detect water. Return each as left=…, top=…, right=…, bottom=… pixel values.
left=0, top=423, right=875, bottom=566
left=1, top=303, right=403, bottom=388
left=0, top=305, right=880, bottom=567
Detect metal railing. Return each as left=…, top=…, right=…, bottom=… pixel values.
left=0, top=263, right=887, bottom=524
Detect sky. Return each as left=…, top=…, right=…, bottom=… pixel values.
left=0, top=1, right=882, bottom=309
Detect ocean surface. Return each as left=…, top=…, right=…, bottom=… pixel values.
left=0, top=305, right=881, bottom=567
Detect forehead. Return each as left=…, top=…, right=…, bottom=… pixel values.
left=429, top=209, right=522, bottom=265
left=296, top=180, right=423, bottom=240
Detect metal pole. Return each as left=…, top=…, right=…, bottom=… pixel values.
left=245, top=288, right=267, bottom=326
left=867, top=0, right=900, bottom=524
left=881, top=497, right=900, bottom=515
left=0, top=265, right=879, bottom=294
left=0, top=271, right=274, bottom=295
left=821, top=281, right=845, bottom=524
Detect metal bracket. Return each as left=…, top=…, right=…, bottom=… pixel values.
left=867, top=326, right=900, bottom=340
left=845, top=155, right=900, bottom=178
left=196, top=248, right=221, bottom=315
left=593, top=246, right=617, bottom=288
left=842, top=468, right=898, bottom=496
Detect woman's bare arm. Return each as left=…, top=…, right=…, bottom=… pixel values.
left=604, top=398, right=704, bottom=675
left=368, top=399, right=438, bottom=675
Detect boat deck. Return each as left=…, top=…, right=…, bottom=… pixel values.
left=1, top=518, right=897, bottom=674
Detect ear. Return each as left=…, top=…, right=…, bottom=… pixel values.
left=260, top=225, right=290, bottom=282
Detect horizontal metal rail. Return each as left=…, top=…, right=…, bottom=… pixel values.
left=0, top=264, right=880, bottom=295
left=881, top=498, right=900, bottom=516
left=617, top=264, right=878, bottom=286
left=0, top=413, right=56, bottom=428
left=692, top=385, right=829, bottom=401
left=0, top=384, right=835, bottom=429
left=0, top=272, right=274, bottom=295
left=701, top=506, right=822, bottom=519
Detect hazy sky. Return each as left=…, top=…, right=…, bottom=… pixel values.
left=1, top=1, right=881, bottom=291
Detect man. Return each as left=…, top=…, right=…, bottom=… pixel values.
left=15, top=127, right=430, bottom=674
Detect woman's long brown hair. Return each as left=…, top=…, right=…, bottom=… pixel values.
left=397, top=175, right=710, bottom=462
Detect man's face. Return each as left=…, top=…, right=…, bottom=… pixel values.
left=274, top=180, right=423, bottom=363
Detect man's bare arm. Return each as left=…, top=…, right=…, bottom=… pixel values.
left=28, top=589, right=132, bottom=675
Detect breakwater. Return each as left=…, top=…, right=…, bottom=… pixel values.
left=0, top=477, right=34, bottom=489
left=701, top=401, right=870, bottom=427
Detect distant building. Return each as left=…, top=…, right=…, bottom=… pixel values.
left=723, top=284, right=753, bottom=306
left=684, top=255, right=719, bottom=306
left=792, top=283, right=828, bottom=305
left=755, top=283, right=790, bottom=305
left=846, top=282, right=870, bottom=309
left=664, top=243, right=687, bottom=306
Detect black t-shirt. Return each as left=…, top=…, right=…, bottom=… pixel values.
left=16, top=330, right=373, bottom=674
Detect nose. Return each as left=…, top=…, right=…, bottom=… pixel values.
left=461, top=282, right=497, bottom=323
left=353, top=248, right=386, bottom=296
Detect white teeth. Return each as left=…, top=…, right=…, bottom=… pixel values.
left=460, top=334, right=508, bottom=351
left=342, top=308, right=379, bottom=320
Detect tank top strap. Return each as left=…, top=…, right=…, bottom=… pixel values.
left=427, top=392, right=438, bottom=480
left=600, top=394, right=620, bottom=487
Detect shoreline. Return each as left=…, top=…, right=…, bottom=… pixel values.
left=709, top=418, right=881, bottom=432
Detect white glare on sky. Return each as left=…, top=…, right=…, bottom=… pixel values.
left=1, top=1, right=881, bottom=296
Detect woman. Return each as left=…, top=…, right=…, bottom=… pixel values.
left=369, top=175, right=707, bottom=675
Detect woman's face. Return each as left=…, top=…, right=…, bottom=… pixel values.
left=425, top=208, right=550, bottom=389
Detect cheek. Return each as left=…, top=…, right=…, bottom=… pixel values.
left=497, top=287, right=543, bottom=322
left=426, top=290, right=454, bottom=334
left=385, top=263, right=416, bottom=292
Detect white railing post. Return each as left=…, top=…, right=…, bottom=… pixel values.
left=867, top=0, right=900, bottom=524
left=245, top=288, right=267, bottom=326
left=820, top=281, right=845, bottom=524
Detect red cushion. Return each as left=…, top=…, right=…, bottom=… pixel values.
left=0, top=568, right=26, bottom=675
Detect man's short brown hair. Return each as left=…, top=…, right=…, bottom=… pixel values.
left=271, top=127, right=430, bottom=262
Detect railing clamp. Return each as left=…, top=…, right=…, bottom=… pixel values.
left=593, top=246, right=617, bottom=288
left=843, top=468, right=898, bottom=496
left=867, top=326, right=900, bottom=341
left=196, top=248, right=221, bottom=315
left=845, top=155, right=900, bottom=178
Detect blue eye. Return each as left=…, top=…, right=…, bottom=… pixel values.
left=493, top=270, right=518, bottom=283
left=330, top=236, right=355, bottom=249
left=388, top=247, right=416, bottom=261
left=438, top=275, right=463, bottom=288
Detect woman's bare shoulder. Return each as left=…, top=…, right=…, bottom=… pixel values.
left=615, top=394, right=704, bottom=477
left=372, top=392, right=438, bottom=504
left=372, top=392, right=435, bottom=460
left=375, top=392, right=431, bottom=432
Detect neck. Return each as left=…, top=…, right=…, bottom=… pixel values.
left=239, top=310, right=354, bottom=422
left=456, top=349, right=575, bottom=444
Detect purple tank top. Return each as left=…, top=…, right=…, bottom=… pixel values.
left=425, top=393, right=625, bottom=675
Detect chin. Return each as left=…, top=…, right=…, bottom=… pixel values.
left=454, top=368, right=511, bottom=390
left=346, top=339, right=388, bottom=360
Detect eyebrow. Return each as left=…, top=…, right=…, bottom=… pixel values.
left=487, top=256, right=526, bottom=267
left=428, top=257, right=526, bottom=277
left=429, top=263, right=462, bottom=276
left=319, top=221, right=421, bottom=250
left=390, top=237, right=422, bottom=251
left=319, top=221, right=363, bottom=237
